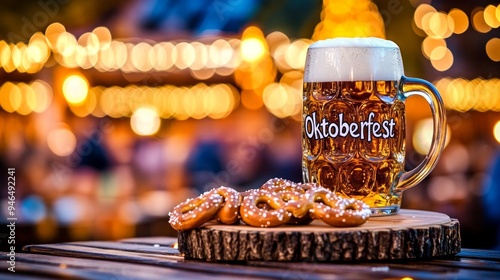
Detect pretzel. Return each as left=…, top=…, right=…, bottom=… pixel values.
left=240, top=190, right=292, bottom=227
left=279, top=190, right=313, bottom=225
left=306, top=188, right=371, bottom=227
left=169, top=186, right=242, bottom=231
left=214, top=186, right=241, bottom=224
left=259, top=179, right=317, bottom=224
left=169, top=191, right=223, bottom=231
left=168, top=178, right=371, bottom=231
left=296, top=182, right=320, bottom=192
left=260, top=178, right=303, bottom=193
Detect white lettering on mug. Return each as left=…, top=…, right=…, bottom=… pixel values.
left=304, top=112, right=395, bottom=142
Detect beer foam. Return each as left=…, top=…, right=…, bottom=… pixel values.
left=304, top=37, right=404, bottom=82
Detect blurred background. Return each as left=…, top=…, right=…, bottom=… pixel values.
left=0, top=0, right=499, bottom=250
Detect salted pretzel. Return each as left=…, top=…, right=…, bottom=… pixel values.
left=213, top=186, right=241, bottom=224
left=260, top=178, right=301, bottom=193
left=296, top=182, right=320, bottom=192
left=306, top=188, right=371, bottom=227
left=260, top=178, right=318, bottom=194
left=169, top=191, right=223, bottom=231
left=278, top=190, right=313, bottom=225
left=240, top=190, right=293, bottom=227
left=169, top=186, right=241, bottom=231
left=259, top=179, right=317, bottom=224
left=169, top=178, right=371, bottom=231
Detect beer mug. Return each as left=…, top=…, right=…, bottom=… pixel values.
left=302, top=38, right=447, bottom=216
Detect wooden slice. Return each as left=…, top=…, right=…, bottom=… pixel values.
left=177, top=209, right=461, bottom=262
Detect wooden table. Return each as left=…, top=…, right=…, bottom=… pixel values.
left=1, top=237, right=499, bottom=279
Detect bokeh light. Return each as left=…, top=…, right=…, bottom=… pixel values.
left=413, top=118, right=451, bottom=155
left=131, top=42, right=153, bottom=72
left=0, top=15, right=494, bottom=120
left=240, top=90, right=264, bottom=110
left=440, top=143, right=470, bottom=173
left=53, top=196, right=89, bottom=224
left=173, top=42, right=194, bottom=69
left=448, top=9, right=469, bottom=34
left=472, top=9, right=492, bottom=33
left=8, top=81, right=22, bottom=113
left=313, top=0, right=386, bottom=40
left=263, top=83, right=287, bottom=112
left=130, top=107, right=161, bottom=136
left=427, top=12, right=454, bottom=38
left=284, top=39, right=311, bottom=70
left=92, top=26, right=112, bottom=50
left=240, top=38, right=266, bottom=63
left=0, top=80, right=48, bottom=116
left=138, top=191, right=173, bottom=217
left=95, top=83, right=238, bottom=120
left=494, top=120, right=500, bottom=143
left=414, top=4, right=437, bottom=30
left=47, top=124, right=77, bottom=157
left=11, top=43, right=24, bottom=71
left=190, top=42, right=208, bottom=71
left=209, top=39, right=233, bottom=68
left=486, top=38, right=500, bottom=62
left=17, top=83, right=34, bottom=115
left=30, top=80, right=53, bottom=113
left=484, top=5, right=500, bottom=28
left=437, top=78, right=500, bottom=112
left=55, top=32, right=77, bottom=57
left=21, top=195, right=47, bottom=223
left=240, top=26, right=267, bottom=63
left=262, top=73, right=302, bottom=119
left=430, top=46, right=454, bottom=71
left=421, top=37, right=447, bottom=59
left=63, top=74, right=89, bottom=105
left=45, top=22, right=66, bottom=49
left=69, top=85, right=97, bottom=117
left=427, top=175, right=468, bottom=202
left=0, top=82, right=15, bottom=113
left=1, top=43, right=15, bottom=73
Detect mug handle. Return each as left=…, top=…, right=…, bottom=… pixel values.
left=397, top=76, right=447, bottom=191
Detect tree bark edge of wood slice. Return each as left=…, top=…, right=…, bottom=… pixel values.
left=177, top=210, right=461, bottom=262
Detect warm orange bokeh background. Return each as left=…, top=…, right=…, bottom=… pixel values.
left=0, top=0, right=499, bottom=250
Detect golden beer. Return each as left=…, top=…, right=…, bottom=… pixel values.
left=302, top=38, right=447, bottom=216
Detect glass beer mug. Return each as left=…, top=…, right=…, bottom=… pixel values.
left=302, top=38, right=447, bottom=216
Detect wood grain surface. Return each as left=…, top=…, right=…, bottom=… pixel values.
left=178, top=209, right=461, bottom=261
left=14, top=235, right=500, bottom=279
